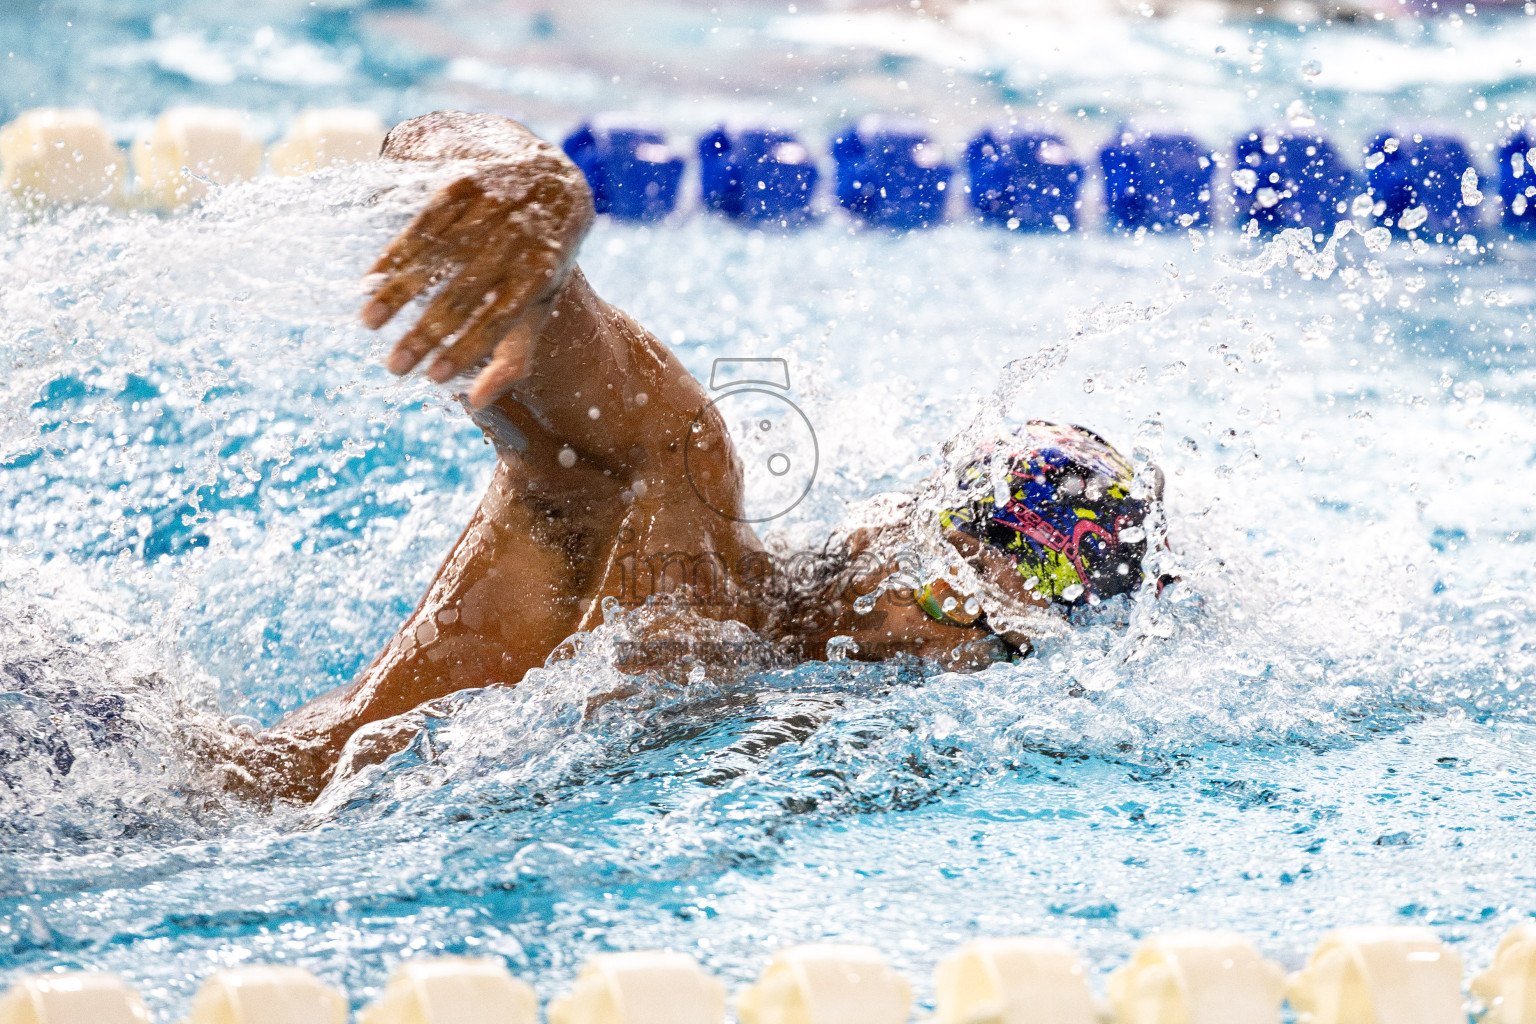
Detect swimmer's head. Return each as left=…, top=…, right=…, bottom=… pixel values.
left=938, top=421, right=1159, bottom=608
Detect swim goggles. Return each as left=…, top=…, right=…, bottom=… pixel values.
left=912, top=576, right=984, bottom=627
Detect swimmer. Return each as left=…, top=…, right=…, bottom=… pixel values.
left=207, top=112, right=1159, bottom=802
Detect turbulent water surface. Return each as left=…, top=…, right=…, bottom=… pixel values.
left=1, top=156, right=1533, bottom=1015
left=3, top=2, right=1536, bottom=1020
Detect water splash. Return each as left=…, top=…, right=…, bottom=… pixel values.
left=0, top=164, right=1532, bottom=1015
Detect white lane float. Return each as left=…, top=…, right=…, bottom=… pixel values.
left=132, top=106, right=263, bottom=210
left=0, top=108, right=123, bottom=205
left=736, top=943, right=911, bottom=1024
left=1109, top=931, right=1285, bottom=1024
left=1472, top=923, right=1536, bottom=1024
left=183, top=965, right=347, bottom=1024
left=269, top=108, right=386, bottom=176
left=1288, top=927, right=1464, bottom=1024
left=359, top=956, right=537, bottom=1024
left=0, top=972, right=148, bottom=1024
left=548, top=951, right=726, bottom=1024
left=936, top=936, right=1097, bottom=1024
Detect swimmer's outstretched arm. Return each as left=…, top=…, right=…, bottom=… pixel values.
left=232, top=112, right=756, bottom=802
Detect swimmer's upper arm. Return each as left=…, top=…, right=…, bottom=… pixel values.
left=480, top=271, right=743, bottom=515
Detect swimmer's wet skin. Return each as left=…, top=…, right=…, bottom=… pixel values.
left=211, top=111, right=1157, bottom=803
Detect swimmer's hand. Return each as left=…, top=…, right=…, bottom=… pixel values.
left=362, top=111, right=595, bottom=409
left=179, top=713, right=336, bottom=808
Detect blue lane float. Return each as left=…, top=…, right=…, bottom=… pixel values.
left=1100, top=132, right=1214, bottom=231
left=561, top=118, right=685, bottom=221
left=1498, top=132, right=1536, bottom=235
left=1232, top=130, right=1356, bottom=234
left=698, top=126, right=819, bottom=223
left=1364, top=132, right=1477, bottom=238
left=831, top=116, right=953, bottom=229
left=965, top=126, right=1083, bottom=231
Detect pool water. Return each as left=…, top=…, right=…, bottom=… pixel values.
left=3, top=1, right=1536, bottom=1019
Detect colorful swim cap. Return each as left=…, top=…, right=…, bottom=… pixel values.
left=939, top=422, right=1154, bottom=606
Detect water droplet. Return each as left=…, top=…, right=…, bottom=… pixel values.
left=1082, top=377, right=1096, bottom=394
left=1301, top=59, right=1322, bottom=78
left=1461, top=166, right=1483, bottom=207
left=601, top=595, right=623, bottom=623
left=1363, top=226, right=1392, bottom=252
left=825, top=635, right=860, bottom=662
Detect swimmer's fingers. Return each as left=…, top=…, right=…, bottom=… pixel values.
left=366, top=176, right=479, bottom=278
left=422, top=249, right=555, bottom=385
left=385, top=232, right=527, bottom=375
left=371, top=170, right=578, bottom=378
left=365, top=193, right=510, bottom=336
left=393, top=209, right=567, bottom=379
left=466, top=311, right=549, bottom=409
left=423, top=294, right=524, bottom=385
left=361, top=181, right=480, bottom=329
left=365, top=264, right=446, bottom=338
